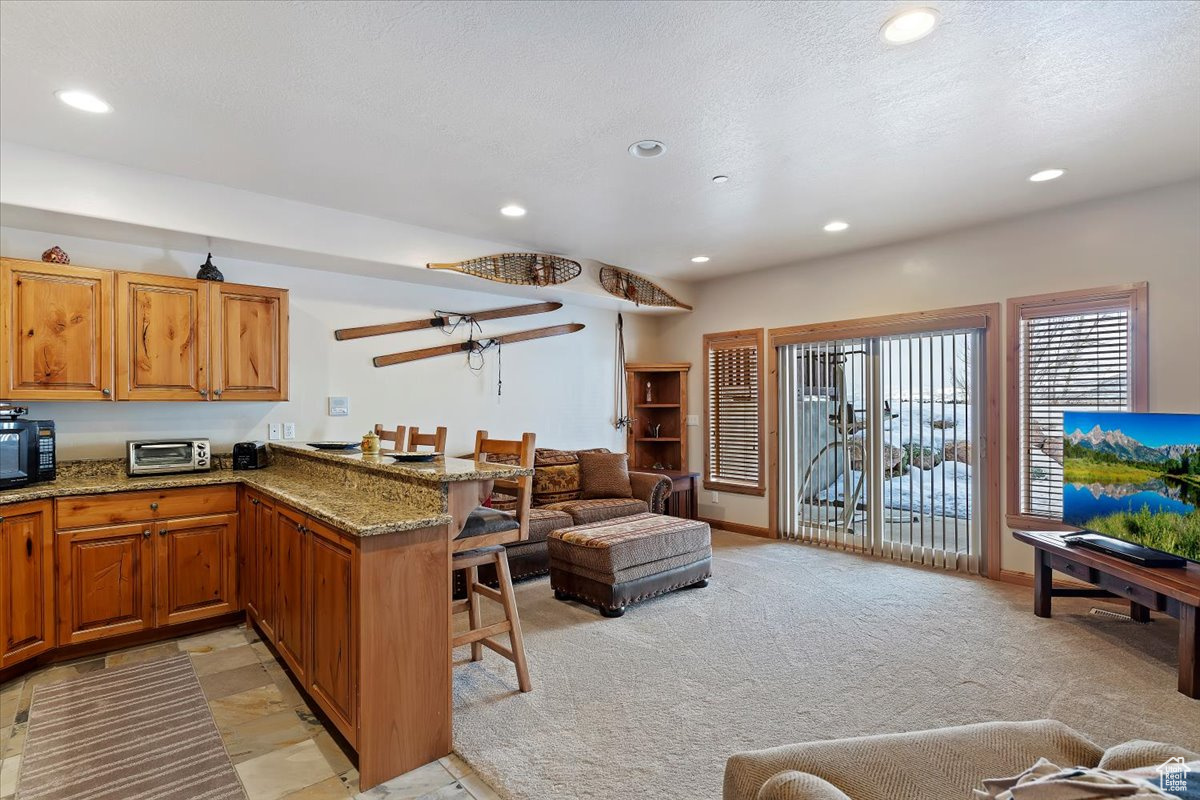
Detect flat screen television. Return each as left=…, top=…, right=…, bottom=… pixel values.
left=1061, top=411, right=1200, bottom=564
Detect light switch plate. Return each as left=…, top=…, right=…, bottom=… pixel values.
left=328, top=396, right=350, bottom=417
left=710, top=491, right=719, bottom=503
left=268, top=423, right=282, bottom=441
left=686, top=414, right=700, bottom=427
left=283, top=422, right=296, bottom=440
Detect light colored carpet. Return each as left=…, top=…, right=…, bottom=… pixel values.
left=451, top=530, right=1200, bottom=800
left=18, top=653, right=246, bottom=800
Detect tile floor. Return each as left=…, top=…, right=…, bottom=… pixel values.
left=0, top=624, right=501, bottom=800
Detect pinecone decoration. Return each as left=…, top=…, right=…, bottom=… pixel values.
left=41, top=246, right=70, bottom=264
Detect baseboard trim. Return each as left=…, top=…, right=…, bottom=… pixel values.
left=999, top=568, right=1099, bottom=591
left=698, top=516, right=772, bottom=538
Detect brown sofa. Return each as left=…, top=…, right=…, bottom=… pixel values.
left=723, top=719, right=1200, bottom=800
left=484, top=447, right=673, bottom=582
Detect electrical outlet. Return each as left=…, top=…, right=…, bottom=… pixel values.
left=710, top=491, right=719, bottom=503
left=686, top=414, right=700, bottom=427
left=283, top=422, right=296, bottom=440
left=268, top=423, right=282, bottom=441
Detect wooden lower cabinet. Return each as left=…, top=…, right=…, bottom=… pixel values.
left=275, top=505, right=309, bottom=684
left=57, top=522, right=156, bottom=645
left=156, top=513, right=238, bottom=626
left=0, top=501, right=55, bottom=668
left=241, top=490, right=278, bottom=641
left=54, top=486, right=240, bottom=646
left=307, top=518, right=357, bottom=742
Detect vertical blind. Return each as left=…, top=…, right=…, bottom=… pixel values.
left=706, top=333, right=763, bottom=490
left=1019, top=308, right=1132, bottom=518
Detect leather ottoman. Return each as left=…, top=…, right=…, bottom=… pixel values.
left=548, top=512, right=712, bottom=617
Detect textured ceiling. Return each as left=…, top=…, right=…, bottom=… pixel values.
left=1, top=0, right=1198, bottom=281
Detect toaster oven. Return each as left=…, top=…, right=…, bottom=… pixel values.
left=127, top=438, right=211, bottom=476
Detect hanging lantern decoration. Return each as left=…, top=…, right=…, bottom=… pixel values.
left=197, top=252, right=225, bottom=282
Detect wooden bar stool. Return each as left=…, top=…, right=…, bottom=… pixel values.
left=373, top=423, right=407, bottom=451
left=407, top=425, right=447, bottom=452
left=450, top=430, right=535, bottom=692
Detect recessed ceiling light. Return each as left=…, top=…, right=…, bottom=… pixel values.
left=628, top=140, right=666, bottom=158
left=711, top=175, right=729, bottom=184
left=823, top=221, right=850, bottom=233
left=1028, top=168, right=1066, bottom=183
left=500, top=205, right=527, bottom=217
left=691, top=256, right=710, bottom=263
left=55, top=89, right=112, bottom=113
left=881, top=8, right=940, bottom=45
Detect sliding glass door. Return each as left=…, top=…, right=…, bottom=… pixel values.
left=777, top=329, right=983, bottom=572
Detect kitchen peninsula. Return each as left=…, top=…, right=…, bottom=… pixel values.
left=0, top=443, right=531, bottom=791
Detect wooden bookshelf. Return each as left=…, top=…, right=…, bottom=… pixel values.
left=625, top=362, right=690, bottom=471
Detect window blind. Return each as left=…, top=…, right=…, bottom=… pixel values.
left=706, top=334, right=763, bottom=491
left=1018, top=308, right=1132, bottom=518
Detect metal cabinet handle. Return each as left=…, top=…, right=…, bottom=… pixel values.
left=142, top=529, right=151, bottom=539
left=213, top=389, right=223, bottom=397
left=199, top=389, right=208, bottom=397
left=1124, top=585, right=1134, bottom=593
left=150, top=502, right=159, bottom=511
left=160, top=528, right=168, bottom=536
left=101, top=388, right=111, bottom=396
left=250, top=498, right=259, bottom=506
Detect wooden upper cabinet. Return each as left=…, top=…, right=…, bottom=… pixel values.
left=0, top=500, right=55, bottom=668
left=0, top=259, right=114, bottom=401
left=211, top=283, right=289, bottom=401
left=116, top=273, right=208, bottom=400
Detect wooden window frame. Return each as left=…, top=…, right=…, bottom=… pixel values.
left=1005, top=283, right=1149, bottom=532
left=703, top=328, right=766, bottom=496
left=766, top=303, right=1002, bottom=579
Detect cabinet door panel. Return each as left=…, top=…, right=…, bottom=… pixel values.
left=1, top=259, right=113, bottom=401
left=0, top=501, right=54, bottom=667
left=116, top=273, right=207, bottom=400
left=211, top=284, right=288, bottom=401
left=307, top=519, right=356, bottom=743
left=57, top=523, right=155, bottom=645
left=157, top=513, right=238, bottom=626
left=275, top=506, right=307, bottom=682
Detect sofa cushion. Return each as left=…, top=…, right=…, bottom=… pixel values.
left=579, top=452, right=633, bottom=499
left=1097, top=741, right=1200, bottom=771
left=526, top=508, right=575, bottom=544
left=543, top=497, right=648, bottom=526
left=547, top=512, right=711, bottom=575
left=722, top=720, right=1104, bottom=800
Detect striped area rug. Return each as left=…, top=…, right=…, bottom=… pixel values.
left=17, top=653, right=246, bottom=800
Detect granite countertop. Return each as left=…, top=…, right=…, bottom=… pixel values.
left=270, top=443, right=532, bottom=482
left=0, top=459, right=454, bottom=537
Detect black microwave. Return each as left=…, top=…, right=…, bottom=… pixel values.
left=0, top=418, right=56, bottom=490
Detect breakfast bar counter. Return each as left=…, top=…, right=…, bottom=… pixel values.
left=0, top=444, right=531, bottom=790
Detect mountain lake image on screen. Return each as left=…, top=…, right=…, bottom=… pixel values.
left=1062, top=411, right=1200, bottom=562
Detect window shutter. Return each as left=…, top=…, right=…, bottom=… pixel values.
left=1018, top=307, right=1134, bottom=518
left=706, top=332, right=763, bottom=492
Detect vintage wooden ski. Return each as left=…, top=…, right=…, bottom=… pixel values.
left=373, top=323, right=584, bottom=367
left=335, top=301, right=562, bottom=341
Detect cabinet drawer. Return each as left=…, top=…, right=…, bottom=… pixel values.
left=1049, top=554, right=1095, bottom=583
left=56, top=486, right=237, bottom=529
left=1097, top=572, right=1159, bottom=609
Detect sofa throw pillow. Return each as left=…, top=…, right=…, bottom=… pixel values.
left=579, top=452, right=633, bottom=499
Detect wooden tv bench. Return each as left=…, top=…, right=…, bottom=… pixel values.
left=1013, top=530, right=1200, bottom=698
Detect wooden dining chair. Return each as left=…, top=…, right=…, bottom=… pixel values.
left=407, top=425, right=448, bottom=452
left=373, top=424, right=407, bottom=451
left=450, top=430, right=535, bottom=692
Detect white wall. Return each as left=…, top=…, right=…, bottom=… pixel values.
left=652, top=180, right=1200, bottom=574
left=1, top=226, right=655, bottom=460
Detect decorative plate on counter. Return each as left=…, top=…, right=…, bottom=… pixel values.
left=306, top=441, right=361, bottom=450
left=388, top=451, right=442, bottom=462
